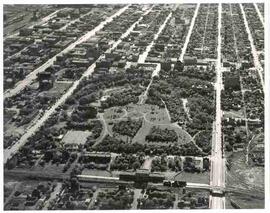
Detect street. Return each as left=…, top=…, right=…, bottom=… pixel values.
left=209, top=3, right=226, bottom=209
left=179, top=3, right=200, bottom=62
left=240, top=3, right=264, bottom=92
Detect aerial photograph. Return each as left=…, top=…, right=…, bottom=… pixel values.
left=2, top=0, right=265, bottom=210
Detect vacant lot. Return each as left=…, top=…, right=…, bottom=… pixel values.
left=227, top=151, right=264, bottom=190
left=173, top=171, right=210, bottom=184
left=62, top=130, right=92, bottom=145
left=226, top=193, right=264, bottom=209
left=226, top=151, right=264, bottom=209
left=43, top=81, right=72, bottom=98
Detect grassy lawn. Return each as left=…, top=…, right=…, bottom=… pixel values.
left=103, top=107, right=126, bottom=120
left=144, top=105, right=170, bottom=125
left=173, top=171, right=210, bottom=184
left=131, top=119, right=152, bottom=144
left=81, top=169, right=112, bottom=177
left=43, top=81, right=72, bottom=97
left=62, top=130, right=92, bottom=145
left=226, top=193, right=264, bottom=209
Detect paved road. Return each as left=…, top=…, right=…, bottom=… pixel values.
left=200, top=4, right=210, bottom=55
left=179, top=3, right=200, bottom=61
left=3, top=5, right=130, bottom=164
left=43, top=183, right=62, bottom=210
left=58, top=9, right=94, bottom=31
left=106, top=6, right=153, bottom=54
left=253, top=3, right=264, bottom=26
left=209, top=3, right=226, bottom=209
left=136, top=9, right=171, bottom=103
left=139, top=64, right=160, bottom=104
left=138, top=12, right=172, bottom=63
left=4, top=6, right=130, bottom=99
left=240, top=3, right=264, bottom=92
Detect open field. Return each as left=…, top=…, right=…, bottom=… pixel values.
left=226, top=151, right=264, bottom=195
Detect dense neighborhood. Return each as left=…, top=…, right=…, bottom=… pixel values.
left=3, top=3, right=265, bottom=210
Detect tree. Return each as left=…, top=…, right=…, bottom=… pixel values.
left=144, top=199, right=155, bottom=209
left=66, top=97, right=76, bottom=105
left=62, top=149, right=70, bottom=162
left=132, top=161, right=141, bottom=171
left=44, top=150, right=54, bottom=162
left=70, top=178, right=80, bottom=194
left=190, top=197, right=197, bottom=209
left=85, top=106, right=97, bottom=119
left=32, top=188, right=41, bottom=198
left=178, top=200, right=185, bottom=209
left=6, top=155, right=18, bottom=170
left=203, top=158, right=210, bottom=171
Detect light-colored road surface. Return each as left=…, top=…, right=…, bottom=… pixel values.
left=253, top=3, right=264, bottom=26
left=43, top=183, right=62, bottom=210
left=131, top=189, right=142, bottom=209
left=200, top=4, right=210, bottom=55
left=240, top=4, right=264, bottom=92
left=138, top=12, right=172, bottom=63
left=179, top=3, right=200, bottom=61
left=139, top=63, right=161, bottom=104
left=78, top=174, right=119, bottom=181
left=41, top=9, right=65, bottom=24
left=139, top=5, right=199, bottom=104
left=4, top=6, right=130, bottom=99
left=106, top=6, right=153, bottom=53
left=209, top=3, right=225, bottom=209
left=181, top=98, right=191, bottom=121
left=93, top=113, right=112, bottom=147
left=137, top=10, right=172, bottom=103
left=186, top=182, right=211, bottom=189
left=229, top=4, right=240, bottom=63
left=3, top=5, right=131, bottom=164
left=58, top=9, right=93, bottom=31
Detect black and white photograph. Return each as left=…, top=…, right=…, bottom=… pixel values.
left=1, top=0, right=268, bottom=211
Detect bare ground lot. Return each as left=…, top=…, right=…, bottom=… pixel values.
left=227, top=151, right=264, bottom=191
left=226, top=151, right=264, bottom=208
left=173, top=171, right=210, bottom=184
left=226, top=193, right=264, bottom=209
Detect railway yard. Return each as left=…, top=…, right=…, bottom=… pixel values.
left=3, top=3, right=265, bottom=210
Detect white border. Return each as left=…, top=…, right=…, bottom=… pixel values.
left=0, top=0, right=269, bottom=212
